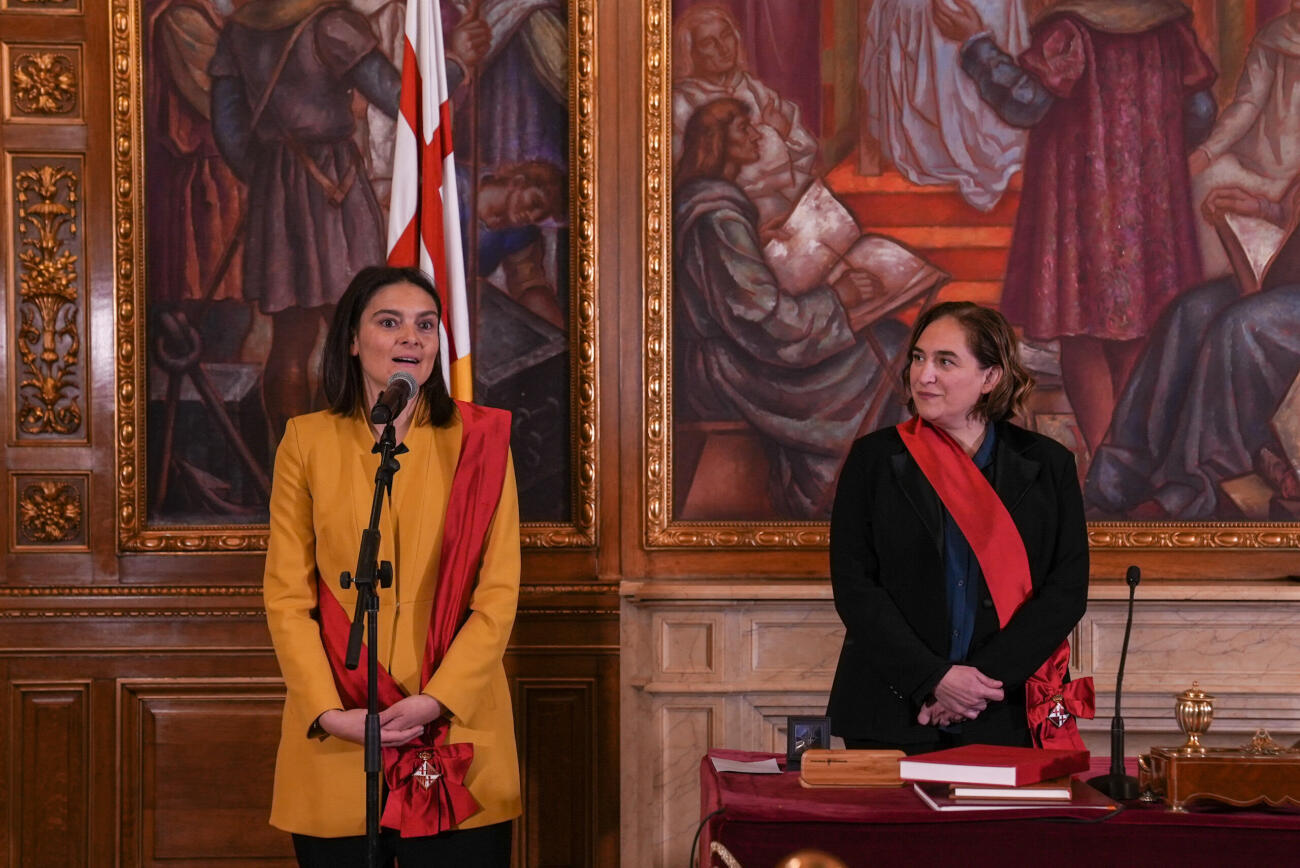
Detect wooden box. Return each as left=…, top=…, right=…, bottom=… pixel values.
left=1140, top=746, right=1300, bottom=811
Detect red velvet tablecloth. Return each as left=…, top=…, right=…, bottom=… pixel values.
left=700, top=749, right=1300, bottom=868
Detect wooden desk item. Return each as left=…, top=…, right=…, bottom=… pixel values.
left=1140, top=737, right=1300, bottom=812
left=799, top=749, right=905, bottom=788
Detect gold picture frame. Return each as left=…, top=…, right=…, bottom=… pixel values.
left=112, top=0, right=598, bottom=552
left=642, top=0, right=1300, bottom=571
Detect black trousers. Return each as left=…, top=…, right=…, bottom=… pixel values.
left=292, top=821, right=511, bottom=867
left=846, top=718, right=1032, bottom=756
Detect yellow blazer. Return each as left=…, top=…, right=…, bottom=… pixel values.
left=263, top=407, right=521, bottom=837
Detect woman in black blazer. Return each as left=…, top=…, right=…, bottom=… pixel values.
left=827, top=302, right=1091, bottom=754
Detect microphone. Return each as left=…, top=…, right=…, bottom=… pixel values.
left=369, top=371, right=418, bottom=425
left=1088, top=565, right=1141, bottom=800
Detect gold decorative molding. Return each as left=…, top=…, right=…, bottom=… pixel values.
left=523, top=0, right=599, bottom=549
left=644, top=0, right=671, bottom=546
left=0, top=585, right=262, bottom=597
left=521, top=583, right=618, bottom=594
left=10, top=50, right=78, bottom=115
left=16, top=479, right=82, bottom=543
left=13, top=160, right=83, bottom=438
left=7, top=0, right=80, bottom=9
left=0, top=583, right=264, bottom=619
left=1088, top=524, right=1300, bottom=549
left=0, top=609, right=264, bottom=619
left=114, top=0, right=598, bottom=551
left=112, top=0, right=150, bottom=550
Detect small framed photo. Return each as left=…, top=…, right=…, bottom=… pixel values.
left=785, top=715, right=831, bottom=770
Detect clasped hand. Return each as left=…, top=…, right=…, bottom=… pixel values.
left=319, top=694, right=444, bottom=746
left=917, top=665, right=1003, bottom=727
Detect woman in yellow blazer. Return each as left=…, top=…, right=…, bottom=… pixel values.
left=263, top=266, right=520, bottom=866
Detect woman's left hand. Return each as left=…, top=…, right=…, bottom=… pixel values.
left=917, top=701, right=961, bottom=727
left=380, top=694, right=444, bottom=740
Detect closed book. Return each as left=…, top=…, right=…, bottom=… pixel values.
left=912, top=780, right=1117, bottom=813
left=949, top=776, right=1073, bottom=801
left=898, top=744, right=1089, bottom=786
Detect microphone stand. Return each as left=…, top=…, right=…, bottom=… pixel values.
left=340, top=420, right=401, bottom=868
left=1088, top=565, right=1141, bottom=800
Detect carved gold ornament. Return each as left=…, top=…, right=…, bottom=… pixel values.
left=15, top=164, right=82, bottom=435
left=18, top=480, right=82, bottom=543
left=11, top=52, right=77, bottom=114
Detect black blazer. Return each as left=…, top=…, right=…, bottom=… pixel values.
left=827, top=420, right=1089, bottom=747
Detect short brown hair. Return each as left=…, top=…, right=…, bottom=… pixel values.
left=902, top=301, right=1034, bottom=422
left=676, top=97, right=749, bottom=186
left=484, top=159, right=566, bottom=221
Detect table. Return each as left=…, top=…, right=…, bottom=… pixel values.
left=700, top=750, right=1300, bottom=868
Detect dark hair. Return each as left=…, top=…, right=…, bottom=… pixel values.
left=902, top=301, right=1034, bottom=422
left=676, top=97, right=749, bottom=186
left=320, top=265, right=456, bottom=427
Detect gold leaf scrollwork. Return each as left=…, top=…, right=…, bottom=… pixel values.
left=18, top=480, right=83, bottom=543
left=16, top=165, right=82, bottom=435
left=11, top=52, right=77, bottom=115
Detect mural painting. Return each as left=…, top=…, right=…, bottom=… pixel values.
left=141, top=0, right=573, bottom=530
left=666, top=0, right=1300, bottom=528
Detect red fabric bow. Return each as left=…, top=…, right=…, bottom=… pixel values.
left=380, top=736, right=480, bottom=836
left=1025, top=642, right=1095, bottom=750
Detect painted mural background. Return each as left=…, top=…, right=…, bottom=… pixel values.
left=142, top=0, right=572, bottom=526
left=669, top=0, right=1300, bottom=524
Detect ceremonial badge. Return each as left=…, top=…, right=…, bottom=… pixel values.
left=1047, top=694, right=1070, bottom=728
left=413, top=751, right=441, bottom=790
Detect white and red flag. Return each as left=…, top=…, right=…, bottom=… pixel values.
left=386, top=0, right=472, bottom=399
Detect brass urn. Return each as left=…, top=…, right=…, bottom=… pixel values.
left=1175, top=682, right=1215, bottom=755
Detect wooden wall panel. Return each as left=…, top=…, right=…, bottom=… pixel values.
left=11, top=682, right=90, bottom=868
left=519, top=680, right=595, bottom=866
left=0, top=601, right=618, bottom=867
left=119, top=680, right=293, bottom=868
left=509, top=609, right=620, bottom=868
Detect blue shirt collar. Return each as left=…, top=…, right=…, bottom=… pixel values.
left=972, top=421, right=996, bottom=470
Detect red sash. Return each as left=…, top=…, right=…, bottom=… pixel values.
left=317, top=401, right=512, bottom=836
left=896, top=416, right=1094, bottom=749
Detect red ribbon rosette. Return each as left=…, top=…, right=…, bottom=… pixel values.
left=1025, top=642, right=1095, bottom=750
left=380, top=736, right=481, bottom=837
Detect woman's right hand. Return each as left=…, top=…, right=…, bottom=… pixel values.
left=318, top=708, right=426, bottom=746
left=917, top=701, right=961, bottom=727
left=932, top=665, right=1004, bottom=720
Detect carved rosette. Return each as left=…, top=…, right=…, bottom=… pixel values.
left=15, top=162, right=83, bottom=437
left=10, top=51, right=78, bottom=115
left=15, top=478, right=84, bottom=545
